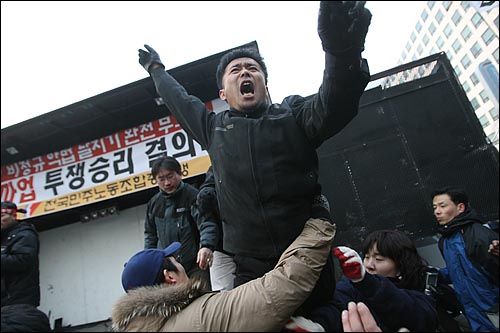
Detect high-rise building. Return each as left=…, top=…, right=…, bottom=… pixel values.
left=391, top=1, right=499, bottom=149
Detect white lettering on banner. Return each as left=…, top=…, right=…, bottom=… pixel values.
left=0, top=99, right=226, bottom=218
left=1, top=117, right=183, bottom=182
left=1, top=125, right=209, bottom=213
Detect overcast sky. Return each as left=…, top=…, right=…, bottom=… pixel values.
left=1, top=1, right=424, bottom=129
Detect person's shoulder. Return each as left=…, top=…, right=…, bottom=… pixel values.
left=14, top=222, right=39, bottom=235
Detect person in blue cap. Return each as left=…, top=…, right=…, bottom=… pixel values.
left=112, top=217, right=336, bottom=331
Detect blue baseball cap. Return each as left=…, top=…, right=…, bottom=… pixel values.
left=121, top=242, right=181, bottom=292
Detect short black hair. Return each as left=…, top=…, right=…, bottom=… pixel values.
left=216, top=48, right=268, bottom=89
left=431, top=187, right=469, bottom=209
left=151, top=155, right=181, bottom=178
left=154, top=256, right=180, bottom=285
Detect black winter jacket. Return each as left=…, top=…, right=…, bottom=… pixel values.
left=1, top=222, right=40, bottom=307
left=144, top=181, right=218, bottom=273
left=150, top=53, right=370, bottom=259
left=1, top=303, right=50, bottom=332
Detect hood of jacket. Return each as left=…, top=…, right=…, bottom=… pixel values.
left=111, top=278, right=208, bottom=332
left=437, top=207, right=483, bottom=237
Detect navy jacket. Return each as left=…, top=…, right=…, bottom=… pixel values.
left=310, top=273, right=438, bottom=332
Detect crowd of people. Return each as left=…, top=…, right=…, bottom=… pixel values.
left=2, top=1, right=498, bottom=332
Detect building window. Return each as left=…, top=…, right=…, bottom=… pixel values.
left=490, top=107, right=499, bottom=121
left=429, top=22, right=436, bottom=34
left=421, top=9, right=429, bottom=22
left=419, top=66, right=425, bottom=77
left=480, top=90, right=490, bottom=103
left=417, top=44, right=424, bottom=55
left=472, top=12, right=483, bottom=28
left=437, top=36, right=445, bottom=49
left=479, top=114, right=490, bottom=127
left=430, top=46, right=437, bottom=54
left=461, top=1, right=470, bottom=10
left=447, top=51, right=454, bottom=62
left=454, top=65, right=462, bottom=76
left=461, top=26, right=472, bottom=41
left=443, top=1, right=452, bottom=11
left=461, top=54, right=472, bottom=69
left=428, top=1, right=435, bottom=10
left=452, top=10, right=462, bottom=26
left=482, top=28, right=495, bottom=45
left=495, top=14, right=499, bottom=29
left=423, top=33, right=430, bottom=46
left=494, top=47, right=499, bottom=64
left=416, top=21, right=422, bottom=33
left=444, top=24, right=453, bottom=38
left=452, top=39, right=462, bottom=53
left=401, top=50, right=407, bottom=60
left=406, top=42, right=412, bottom=52
left=462, top=81, right=471, bottom=93
left=471, top=97, right=481, bottom=111
left=411, top=32, right=416, bottom=42
left=436, top=9, right=444, bottom=23
left=470, top=42, right=482, bottom=58
left=470, top=73, right=479, bottom=86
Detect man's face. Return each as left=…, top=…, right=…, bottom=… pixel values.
left=1, top=212, right=17, bottom=231
left=167, top=256, right=189, bottom=284
left=155, top=168, right=182, bottom=194
left=432, top=194, right=464, bottom=225
left=219, top=57, right=269, bottom=113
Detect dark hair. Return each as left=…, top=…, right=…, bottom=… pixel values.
left=154, top=256, right=180, bottom=284
left=431, top=187, right=469, bottom=210
left=362, top=230, right=428, bottom=290
left=151, top=155, right=181, bottom=178
left=216, top=48, right=268, bottom=89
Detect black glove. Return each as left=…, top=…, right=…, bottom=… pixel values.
left=138, top=44, right=165, bottom=73
left=318, top=1, right=372, bottom=56
left=197, top=187, right=219, bottom=217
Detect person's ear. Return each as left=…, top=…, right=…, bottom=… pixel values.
left=457, top=203, right=466, bottom=214
left=219, top=88, right=226, bottom=101
left=163, top=269, right=177, bottom=285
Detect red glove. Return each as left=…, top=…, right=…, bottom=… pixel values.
left=333, top=246, right=365, bottom=283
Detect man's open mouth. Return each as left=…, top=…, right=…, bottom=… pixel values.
left=240, top=81, right=254, bottom=96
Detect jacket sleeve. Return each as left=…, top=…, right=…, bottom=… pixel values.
left=191, top=204, right=218, bottom=251
left=1, top=228, right=38, bottom=274
left=289, top=53, right=370, bottom=148
left=192, top=218, right=336, bottom=332
left=144, top=200, right=158, bottom=249
left=352, top=273, right=439, bottom=332
left=150, top=68, right=215, bottom=150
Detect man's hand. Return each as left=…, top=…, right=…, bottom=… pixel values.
left=318, top=1, right=371, bottom=56
left=197, top=247, right=213, bottom=270
left=333, top=246, right=365, bottom=282
left=138, top=44, right=165, bottom=73
left=489, top=240, right=499, bottom=256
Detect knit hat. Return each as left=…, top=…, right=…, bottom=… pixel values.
left=121, top=242, right=181, bottom=292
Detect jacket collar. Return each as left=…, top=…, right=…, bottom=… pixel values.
left=112, top=278, right=208, bottom=331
